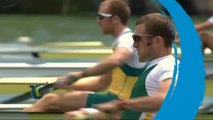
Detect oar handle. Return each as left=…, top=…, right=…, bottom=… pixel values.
left=31, top=83, right=56, bottom=99
left=31, top=76, right=79, bottom=99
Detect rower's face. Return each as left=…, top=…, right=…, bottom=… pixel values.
left=96, top=2, right=114, bottom=34
left=133, top=24, right=156, bottom=62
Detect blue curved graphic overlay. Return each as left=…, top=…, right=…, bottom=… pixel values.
left=150, top=0, right=206, bottom=119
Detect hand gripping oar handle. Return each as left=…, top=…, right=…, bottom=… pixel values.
left=31, top=76, right=79, bottom=99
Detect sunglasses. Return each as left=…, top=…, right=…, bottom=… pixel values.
left=97, top=12, right=113, bottom=20
left=132, top=34, right=154, bottom=43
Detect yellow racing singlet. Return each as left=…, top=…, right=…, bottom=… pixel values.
left=108, top=63, right=145, bottom=99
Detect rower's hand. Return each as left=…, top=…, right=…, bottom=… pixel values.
left=94, top=100, right=119, bottom=113
left=94, top=100, right=129, bottom=112
left=93, top=100, right=122, bottom=120
left=55, top=72, right=82, bottom=89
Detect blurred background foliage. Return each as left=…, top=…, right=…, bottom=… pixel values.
left=0, top=0, right=212, bottom=45
left=0, top=0, right=99, bottom=15
left=1, top=0, right=211, bottom=15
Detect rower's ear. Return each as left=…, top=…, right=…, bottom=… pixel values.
left=111, top=15, right=120, bottom=24
left=154, top=36, right=164, bottom=47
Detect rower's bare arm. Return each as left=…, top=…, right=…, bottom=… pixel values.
left=81, top=47, right=132, bottom=77
left=55, top=47, right=131, bottom=90
left=68, top=47, right=132, bottom=91
left=115, top=78, right=172, bottom=112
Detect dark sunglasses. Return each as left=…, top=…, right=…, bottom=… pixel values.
left=97, top=13, right=113, bottom=20
left=132, top=34, right=154, bottom=43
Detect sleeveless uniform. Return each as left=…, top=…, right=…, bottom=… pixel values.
left=121, top=55, right=176, bottom=120
left=86, top=28, right=146, bottom=107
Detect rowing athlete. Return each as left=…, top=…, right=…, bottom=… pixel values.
left=24, top=0, right=146, bottom=112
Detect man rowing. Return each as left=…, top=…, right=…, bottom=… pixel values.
left=24, top=0, right=146, bottom=112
